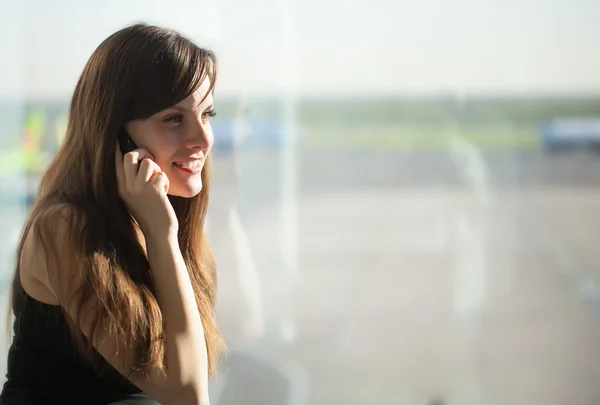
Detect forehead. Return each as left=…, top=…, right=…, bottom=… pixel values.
left=177, top=76, right=213, bottom=109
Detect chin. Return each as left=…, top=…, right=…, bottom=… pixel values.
left=167, top=181, right=203, bottom=198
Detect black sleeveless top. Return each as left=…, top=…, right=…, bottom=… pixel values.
left=0, top=284, right=160, bottom=405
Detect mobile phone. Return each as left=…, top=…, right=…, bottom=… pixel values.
left=118, top=127, right=138, bottom=154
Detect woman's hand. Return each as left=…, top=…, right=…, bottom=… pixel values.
left=115, top=142, right=178, bottom=239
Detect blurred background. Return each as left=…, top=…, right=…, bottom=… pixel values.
left=2, top=0, right=600, bottom=404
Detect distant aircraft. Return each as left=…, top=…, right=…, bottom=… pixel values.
left=540, top=118, right=600, bottom=150
left=0, top=107, right=52, bottom=208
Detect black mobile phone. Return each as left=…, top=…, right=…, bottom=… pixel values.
left=118, top=127, right=138, bottom=154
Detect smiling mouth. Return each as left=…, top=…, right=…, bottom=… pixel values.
left=172, top=160, right=203, bottom=174
left=173, top=160, right=202, bottom=169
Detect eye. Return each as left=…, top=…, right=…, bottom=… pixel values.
left=202, top=109, right=217, bottom=121
left=163, top=114, right=183, bottom=124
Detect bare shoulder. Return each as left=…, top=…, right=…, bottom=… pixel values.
left=19, top=203, right=86, bottom=305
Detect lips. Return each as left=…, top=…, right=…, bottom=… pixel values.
left=173, top=160, right=202, bottom=169
left=172, top=159, right=203, bottom=175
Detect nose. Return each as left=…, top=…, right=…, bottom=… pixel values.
left=183, top=116, right=213, bottom=150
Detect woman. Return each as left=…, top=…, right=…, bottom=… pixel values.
left=0, top=23, right=226, bottom=405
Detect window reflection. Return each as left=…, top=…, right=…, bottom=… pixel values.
left=1, top=1, right=600, bottom=404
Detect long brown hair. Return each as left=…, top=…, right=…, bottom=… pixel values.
left=7, top=23, right=226, bottom=377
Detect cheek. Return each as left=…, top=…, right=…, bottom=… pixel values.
left=159, top=154, right=177, bottom=172
left=146, top=136, right=178, bottom=165
left=206, top=129, right=215, bottom=151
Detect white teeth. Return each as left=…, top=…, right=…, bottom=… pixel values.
left=175, top=161, right=201, bottom=169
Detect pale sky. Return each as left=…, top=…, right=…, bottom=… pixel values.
left=1, top=0, right=599, bottom=99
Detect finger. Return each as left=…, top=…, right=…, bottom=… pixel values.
left=123, top=149, right=155, bottom=188
left=136, top=158, right=161, bottom=186
left=151, top=171, right=170, bottom=194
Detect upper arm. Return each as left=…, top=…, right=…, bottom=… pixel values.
left=22, top=206, right=82, bottom=306
left=21, top=205, right=194, bottom=405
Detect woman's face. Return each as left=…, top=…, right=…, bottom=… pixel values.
left=125, top=77, right=215, bottom=198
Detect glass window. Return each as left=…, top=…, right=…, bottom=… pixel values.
left=2, top=1, right=600, bottom=404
